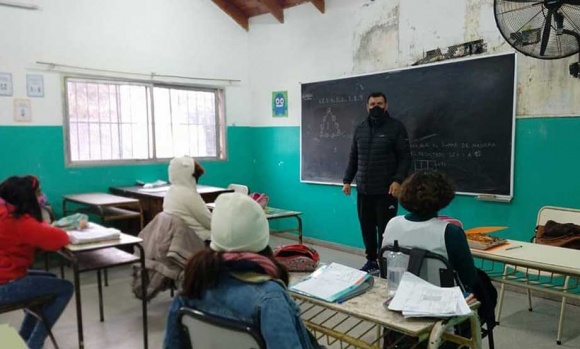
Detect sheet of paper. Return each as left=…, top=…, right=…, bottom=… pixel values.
left=389, top=272, right=471, bottom=318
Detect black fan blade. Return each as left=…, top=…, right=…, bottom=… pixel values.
left=540, top=9, right=554, bottom=56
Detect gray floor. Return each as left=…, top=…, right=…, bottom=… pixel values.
left=1, top=236, right=579, bottom=348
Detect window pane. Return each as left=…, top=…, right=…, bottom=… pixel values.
left=65, top=79, right=152, bottom=163
left=65, top=78, right=223, bottom=164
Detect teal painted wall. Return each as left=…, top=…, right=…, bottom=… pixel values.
left=1, top=119, right=579, bottom=249
left=251, top=117, right=580, bottom=248
left=0, top=126, right=255, bottom=216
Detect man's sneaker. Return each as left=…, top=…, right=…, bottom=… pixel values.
left=360, top=260, right=379, bottom=274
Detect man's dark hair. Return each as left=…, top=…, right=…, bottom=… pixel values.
left=0, top=175, right=42, bottom=221
left=366, top=92, right=387, bottom=104
left=399, top=170, right=455, bottom=216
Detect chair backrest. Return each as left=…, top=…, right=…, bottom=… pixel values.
left=537, top=206, right=580, bottom=226
left=227, top=183, right=250, bottom=195
left=379, top=245, right=464, bottom=291
left=178, top=307, right=266, bottom=349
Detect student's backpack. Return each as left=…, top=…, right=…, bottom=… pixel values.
left=273, top=244, right=320, bottom=272
left=249, top=192, right=269, bottom=209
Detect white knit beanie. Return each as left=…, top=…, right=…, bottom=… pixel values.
left=210, top=192, right=270, bottom=253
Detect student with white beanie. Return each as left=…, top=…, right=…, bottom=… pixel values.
left=163, top=156, right=212, bottom=242
left=163, top=192, right=322, bottom=349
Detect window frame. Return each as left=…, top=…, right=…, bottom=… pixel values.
left=62, top=75, right=226, bottom=167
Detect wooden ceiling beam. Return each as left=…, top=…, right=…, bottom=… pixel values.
left=310, top=0, right=325, bottom=14
left=211, top=0, right=249, bottom=31
left=261, top=0, right=284, bottom=23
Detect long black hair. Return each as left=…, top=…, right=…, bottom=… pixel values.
left=0, top=175, right=42, bottom=221
left=181, top=246, right=289, bottom=299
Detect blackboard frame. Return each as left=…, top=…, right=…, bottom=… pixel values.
left=300, top=52, right=517, bottom=198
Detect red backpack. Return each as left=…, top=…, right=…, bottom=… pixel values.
left=273, top=244, right=320, bottom=272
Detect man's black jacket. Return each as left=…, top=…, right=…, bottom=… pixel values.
left=342, top=112, right=411, bottom=195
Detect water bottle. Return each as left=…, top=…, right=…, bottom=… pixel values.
left=386, top=240, right=409, bottom=298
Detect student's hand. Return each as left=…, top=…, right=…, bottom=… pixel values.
left=465, top=293, right=477, bottom=305
left=388, top=182, right=401, bottom=197
left=342, top=183, right=351, bottom=196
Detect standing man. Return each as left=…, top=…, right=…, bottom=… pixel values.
left=342, top=92, right=411, bottom=272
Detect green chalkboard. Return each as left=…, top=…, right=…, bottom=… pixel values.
left=301, top=53, right=516, bottom=196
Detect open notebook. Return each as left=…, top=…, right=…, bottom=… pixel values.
left=67, top=222, right=121, bottom=245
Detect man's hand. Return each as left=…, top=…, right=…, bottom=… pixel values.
left=388, top=182, right=401, bottom=197
left=342, top=183, right=351, bottom=196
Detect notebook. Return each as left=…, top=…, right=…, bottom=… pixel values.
left=289, top=263, right=374, bottom=303
left=67, top=222, right=121, bottom=245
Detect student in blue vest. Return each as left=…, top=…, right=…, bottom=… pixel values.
left=163, top=192, right=322, bottom=349
left=342, top=92, right=411, bottom=273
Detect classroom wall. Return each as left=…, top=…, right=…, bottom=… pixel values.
left=246, top=0, right=580, bottom=247
left=0, top=0, right=256, bottom=212
left=1, top=0, right=579, bottom=250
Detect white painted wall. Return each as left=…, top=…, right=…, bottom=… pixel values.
left=248, top=0, right=580, bottom=126
left=0, top=0, right=251, bottom=126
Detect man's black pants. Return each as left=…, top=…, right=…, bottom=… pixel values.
left=357, top=193, right=398, bottom=261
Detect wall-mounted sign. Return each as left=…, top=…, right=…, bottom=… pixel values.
left=14, top=99, right=32, bottom=122
left=0, top=73, right=13, bottom=96
left=272, top=91, right=288, bottom=117
left=26, top=74, right=44, bottom=97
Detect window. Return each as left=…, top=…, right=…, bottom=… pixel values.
left=64, top=77, right=225, bottom=165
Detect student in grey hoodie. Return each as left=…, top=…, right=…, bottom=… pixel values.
left=163, top=156, right=212, bottom=242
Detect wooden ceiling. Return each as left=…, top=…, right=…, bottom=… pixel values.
left=211, top=0, right=325, bottom=31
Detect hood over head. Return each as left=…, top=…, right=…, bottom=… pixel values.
left=168, top=156, right=197, bottom=188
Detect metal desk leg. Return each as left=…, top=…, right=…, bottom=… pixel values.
left=135, top=244, right=148, bottom=349
left=296, top=215, right=303, bottom=244
left=97, top=270, right=104, bottom=322
left=70, top=253, right=85, bottom=349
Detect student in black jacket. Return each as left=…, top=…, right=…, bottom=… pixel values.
left=342, top=92, right=411, bottom=272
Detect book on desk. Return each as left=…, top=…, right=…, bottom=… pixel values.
left=289, top=263, right=374, bottom=303
left=66, top=222, right=122, bottom=245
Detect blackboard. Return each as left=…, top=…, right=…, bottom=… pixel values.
left=300, top=53, right=516, bottom=196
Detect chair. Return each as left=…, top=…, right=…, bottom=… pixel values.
left=379, top=245, right=495, bottom=349
left=178, top=307, right=266, bottom=349
left=227, top=183, right=250, bottom=196
left=496, top=206, right=580, bottom=345
left=0, top=296, right=60, bottom=349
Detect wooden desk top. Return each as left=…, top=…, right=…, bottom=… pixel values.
left=290, top=276, right=440, bottom=337
left=63, top=193, right=139, bottom=206
left=110, top=184, right=231, bottom=198
left=471, top=239, right=580, bottom=277
left=64, top=232, right=142, bottom=252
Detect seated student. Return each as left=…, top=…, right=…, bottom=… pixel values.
left=382, top=170, right=497, bottom=347
left=382, top=170, right=477, bottom=289
left=0, top=175, right=74, bottom=349
left=163, top=156, right=212, bottom=243
left=163, top=193, right=322, bottom=349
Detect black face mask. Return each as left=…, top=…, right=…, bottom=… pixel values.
left=369, top=106, right=385, bottom=119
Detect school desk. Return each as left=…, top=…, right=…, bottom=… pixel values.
left=109, top=185, right=232, bottom=225
left=290, top=276, right=482, bottom=349
left=58, top=233, right=147, bottom=349
left=471, top=240, right=580, bottom=344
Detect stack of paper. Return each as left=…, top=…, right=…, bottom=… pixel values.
left=388, top=272, right=471, bottom=318
left=289, top=263, right=373, bottom=303
left=68, top=222, right=121, bottom=245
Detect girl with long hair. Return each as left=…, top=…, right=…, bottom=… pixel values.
left=163, top=193, right=321, bottom=349
left=0, top=175, right=73, bottom=349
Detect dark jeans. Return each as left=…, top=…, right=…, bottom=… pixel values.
left=0, top=270, right=74, bottom=349
left=357, top=193, right=398, bottom=261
